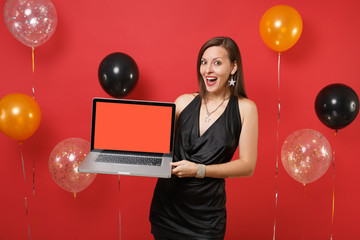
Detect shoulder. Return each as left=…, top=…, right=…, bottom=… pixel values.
left=237, top=97, right=258, bottom=123
left=238, top=97, right=257, bottom=111
left=174, top=93, right=198, bottom=115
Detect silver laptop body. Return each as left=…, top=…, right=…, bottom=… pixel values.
left=78, top=97, right=176, bottom=178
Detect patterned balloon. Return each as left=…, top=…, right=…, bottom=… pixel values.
left=281, top=129, right=332, bottom=185
left=49, top=138, right=96, bottom=194
left=4, top=0, right=57, bottom=47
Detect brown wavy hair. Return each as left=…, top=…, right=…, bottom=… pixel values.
left=197, top=36, right=247, bottom=99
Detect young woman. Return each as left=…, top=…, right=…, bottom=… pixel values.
left=150, top=36, right=258, bottom=240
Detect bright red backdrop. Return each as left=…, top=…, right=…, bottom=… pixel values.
left=1, top=0, right=359, bottom=239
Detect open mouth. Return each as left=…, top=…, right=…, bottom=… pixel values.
left=206, top=76, right=217, bottom=86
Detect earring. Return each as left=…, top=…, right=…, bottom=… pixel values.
left=228, top=75, right=236, bottom=86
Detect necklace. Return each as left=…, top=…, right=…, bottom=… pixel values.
left=204, top=96, right=229, bottom=123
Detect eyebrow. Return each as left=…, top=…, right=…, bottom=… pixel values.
left=201, top=57, right=222, bottom=61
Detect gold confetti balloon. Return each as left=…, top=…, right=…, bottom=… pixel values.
left=281, top=129, right=332, bottom=185
left=49, top=138, right=96, bottom=194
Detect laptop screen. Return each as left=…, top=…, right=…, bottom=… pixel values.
left=91, top=99, right=175, bottom=154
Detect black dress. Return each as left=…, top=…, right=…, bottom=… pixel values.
left=150, top=95, right=242, bottom=240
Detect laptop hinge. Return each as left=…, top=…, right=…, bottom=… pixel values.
left=101, top=150, right=165, bottom=157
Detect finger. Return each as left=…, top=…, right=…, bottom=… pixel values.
left=172, top=168, right=182, bottom=177
left=170, top=160, right=185, bottom=166
left=171, top=165, right=180, bottom=173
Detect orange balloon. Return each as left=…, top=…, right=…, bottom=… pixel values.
left=0, top=93, right=41, bottom=141
left=259, top=5, right=303, bottom=52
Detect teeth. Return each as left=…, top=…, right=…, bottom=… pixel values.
left=207, top=77, right=217, bottom=81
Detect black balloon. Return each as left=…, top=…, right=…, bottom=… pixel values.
left=315, top=83, right=359, bottom=130
left=98, top=52, right=139, bottom=98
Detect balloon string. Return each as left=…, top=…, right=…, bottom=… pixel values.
left=31, top=47, right=35, bottom=99
left=32, top=47, right=35, bottom=73
left=31, top=47, right=36, bottom=214
left=33, top=156, right=35, bottom=196
left=118, top=175, right=121, bottom=192
left=24, top=195, right=29, bottom=215
left=273, top=175, right=278, bottom=240
left=118, top=175, right=122, bottom=240
left=31, top=136, right=36, bottom=237
left=273, top=52, right=281, bottom=240
left=32, top=142, right=36, bottom=196
left=31, top=48, right=36, bottom=195
left=28, top=223, right=31, bottom=240
left=119, top=209, right=122, bottom=240
left=31, top=49, right=37, bottom=236
left=277, top=52, right=281, bottom=122
left=331, top=134, right=336, bottom=240
left=20, top=142, right=26, bottom=185
left=73, top=194, right=78, bottom=240
left=302, top=185, right=307, bottom=240
left=20, top=143, right=32, bottom=240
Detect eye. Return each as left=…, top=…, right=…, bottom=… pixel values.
left=201, top=60, right=207, bottom=65
left=214, top=61, right=222, bottom=66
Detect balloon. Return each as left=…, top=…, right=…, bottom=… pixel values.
left=259, top=5, right=303, bottom=52
left=315, top=83, right=359, bottom=130
left=0, top=93, right=41, bottom=141
left=98, top=52, right=139, bottom=98
left=49, top=138, right=96, bottom=194
left=4, top=0, right=57, bottom=48
left=281, top=129, right=332, bottom=185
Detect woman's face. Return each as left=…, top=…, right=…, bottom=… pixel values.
left=200, top=46, right=237, bottom=95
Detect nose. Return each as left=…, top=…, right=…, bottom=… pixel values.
left=205, top=63, right=213, bottom=73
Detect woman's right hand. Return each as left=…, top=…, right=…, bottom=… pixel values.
left=171, top=160, right=199, bottom=178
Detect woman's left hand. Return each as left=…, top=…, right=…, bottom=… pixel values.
left=171, top=160, right=198, bottom=178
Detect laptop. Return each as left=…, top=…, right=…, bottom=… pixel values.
left=78, top=97, right=176, bottom=178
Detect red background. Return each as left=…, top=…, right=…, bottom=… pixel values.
left=0, top=0, right=359, bottom=239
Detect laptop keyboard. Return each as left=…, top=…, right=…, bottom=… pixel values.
left=95, top=154, right=162, bottom=166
